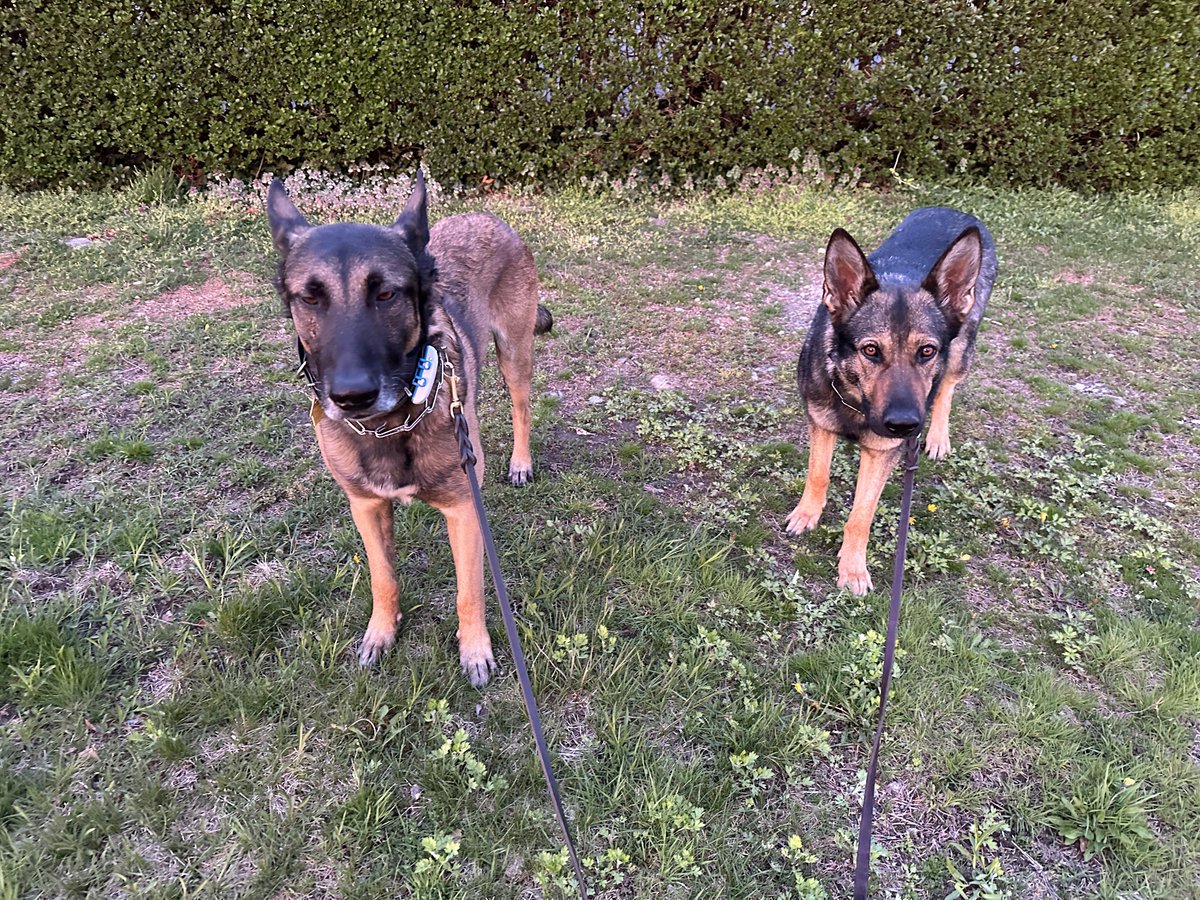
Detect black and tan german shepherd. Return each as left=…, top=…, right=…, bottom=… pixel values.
left=266, top=174, right=551, bottom=685
left=786, top=207, right=997, bottom=594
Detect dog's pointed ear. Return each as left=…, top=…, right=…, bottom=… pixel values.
left=266, top=179, right=311, bottom=256
left=822, top=228, right=877, bottom=321
left=392, top=170, right=430, bottom=257
left=924, top=226, right=982, bottom=324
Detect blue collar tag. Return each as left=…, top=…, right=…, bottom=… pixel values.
left=409, top=344, right=439, bottom=405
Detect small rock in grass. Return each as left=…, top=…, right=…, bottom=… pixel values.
left=649, top=374, right=675, bottom=392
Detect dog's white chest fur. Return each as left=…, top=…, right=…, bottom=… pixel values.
left=367, top=481, right=419, bottom=504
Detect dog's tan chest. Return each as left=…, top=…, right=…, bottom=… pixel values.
left=313, top=421, right=427, bottom=504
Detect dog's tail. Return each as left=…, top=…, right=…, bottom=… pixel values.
left=535, top=304, right=553, bottom=336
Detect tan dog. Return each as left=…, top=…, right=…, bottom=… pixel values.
left=266, top=174, right=551, bottom=685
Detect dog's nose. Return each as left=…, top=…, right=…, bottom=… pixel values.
left=883, top=408, right=922, bottom=437
left=329, top=375, right=380, bottom=412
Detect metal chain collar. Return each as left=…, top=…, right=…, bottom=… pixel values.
left=298, top=348, right=448, bottom=439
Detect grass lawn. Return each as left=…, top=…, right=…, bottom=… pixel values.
left=0, top=173, right=1197, bottom=899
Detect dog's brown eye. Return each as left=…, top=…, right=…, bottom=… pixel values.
left=918, top=344, right=937, bottom=360
left=377, top=290, right=395, bottom=303
left=861, top=343, right=880, bottom=359
left=299, top=294, right=319, bottom=306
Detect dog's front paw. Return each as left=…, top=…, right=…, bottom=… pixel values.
left=508, top=458, right=533, bottom=486
left=785, top=500, right=824, bottom=534
left=837, top=554, right=874, bottom=596
left=358, top=613, right=401, bottom=667
left=459, top=633, right=496, bottom=687
left=924, top=425, right=952, bottom=460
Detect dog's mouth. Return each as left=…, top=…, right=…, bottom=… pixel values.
left=326, top=392, right=403, bottom=422
left=316, top=377, right=405, bottom=422
left=302, top=343, right=434, bottom=427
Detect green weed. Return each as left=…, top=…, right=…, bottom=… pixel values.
left=1046, top=763, right=1156, bottom=862
left=945, top=810, right=1012, bottom=900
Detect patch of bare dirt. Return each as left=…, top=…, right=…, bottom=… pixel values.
left=141, top=659, right=183, bottom=702
left=71, top=272, right=264, bottom=336
left=0, top=249, right=26, bottom=270
left=1092, top=298, right=1187, bottom=333
left=0, top=350, right=36, bottom=381
left=556, top=693, right=597, bottom=764
left=772, top=280, right=823, bottom=332
left=136, top=272, right=263, bottom=323
left=68, top=284, right=123, bottom=336
left=1053, top=269, right=1095, bottom=286
left=535, top=243, right=823, bottom=422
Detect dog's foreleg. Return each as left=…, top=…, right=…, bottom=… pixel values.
left=786, top=424, right=836, bottom=534
left=348, top=494, right=402, bottom=666
left=435, top=496, right=496, bottom=687
left=837, top=446, right=900, bottom=595
left=925, top=374, right=960, bottom=460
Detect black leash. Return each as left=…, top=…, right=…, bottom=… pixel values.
left=853, top=434, right=921, bottom=900
left=447, top=372, right=589, bottom=900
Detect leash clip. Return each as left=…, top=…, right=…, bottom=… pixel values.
left=446, top=360, right=463, bottom=419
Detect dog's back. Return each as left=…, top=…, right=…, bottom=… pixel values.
left=431, top=213, right=537, bottom=300
left=429, top=213, right=547, bottom=357
left=869, top=206, right=997, bottom=332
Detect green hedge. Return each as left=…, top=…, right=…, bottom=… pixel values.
left=2, top=1, right=1197, bottom=190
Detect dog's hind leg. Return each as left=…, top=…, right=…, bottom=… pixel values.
left=837, top=445, right=900, bottom=595
left=487, top=242, right=542, bottom=485
left=435, top=496, right=496, bottom=687
left=495, top=337, right=535, bottom=485
left=348, top=494, right=403, bottom=667
left=786, top=424, right=836, bottom=534
left=925, top=374, right=960, bottom=460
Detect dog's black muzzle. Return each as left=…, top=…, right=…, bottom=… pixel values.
left=298, top=334, right=424, bottom=421
left=328, top=370, right=382, bottom=414
left=872, top=393, right=925, bottom=438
